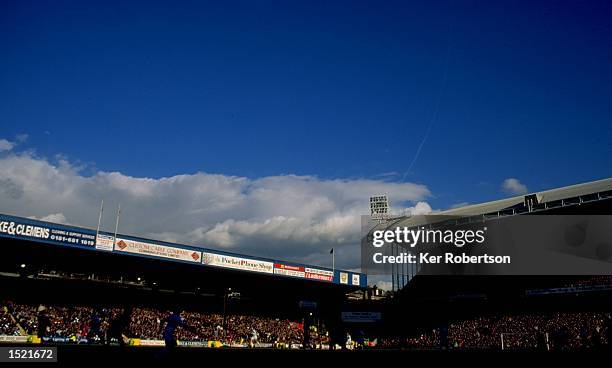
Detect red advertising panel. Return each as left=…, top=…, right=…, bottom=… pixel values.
left=305, top=267, right=334, bottom=282
left=273, top=263, right=306, bottom=278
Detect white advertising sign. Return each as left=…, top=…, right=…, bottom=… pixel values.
left=0, top=335, right=29, bottom=343
left=114, top=238, right=202, bottom=263
left=95, top=234, right=114, bottom=251
left=202, top=252, right=273, bottom=274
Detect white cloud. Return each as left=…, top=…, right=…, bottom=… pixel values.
left=0, top=139, right=14, bottom=152
left=0, top=135, right=28, bottom=152
left=0, top=150, right=431, bottom=275
left=501, top=178, right=528, bottom=195
left=398, top=201, right=432, bottom=216
left=29, top=213, right=67, bottom=224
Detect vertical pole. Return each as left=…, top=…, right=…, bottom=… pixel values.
left=392, top=244, right=395, bottom=291
left=402, top=246, right=406, bottom=288
left=395, top=244, right=400, bottom=291
left=95, top=199, right=104, bottom=238
left=113, top=204, right=121, bottom=247
left=222, top=290, right=227, bottom=329
left=332, top=251, right=335, bottom=273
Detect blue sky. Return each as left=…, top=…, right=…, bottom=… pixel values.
left=2, top=1, right=611, bottom=208
left=0, top=1, right=612, bottom=278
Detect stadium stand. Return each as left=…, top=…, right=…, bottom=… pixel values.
left=0, top=210, right=364, bottom=350
left=379, top=311, right=611, bottom=351
left=1, top=302, right=307, bottom=346
left=370, top=179, right=612, bottom=351
left=1, top=178, right=612, bottom=354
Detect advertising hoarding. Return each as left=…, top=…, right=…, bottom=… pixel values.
left=305, top=267, right=334, bottom=282
left=202, top=252, right=274, bottom=274
left=273, top=263, right=306, bottom=278
left=0, top=214, right=95, bottom=249
left=114, top=237, right=202, bottom=263
left=95, top=233, right=114, bottom=252
left=0, top=213, right=366, bottom=287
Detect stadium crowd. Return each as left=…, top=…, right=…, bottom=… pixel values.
left=379, top=312, right=611, bottom=351
left=0, top=308, right=20, bottom=335
left=127, top=307, right=303, bottom=344
left=1, top=302, right=304, bottom=345
left=2, top=301, right=611, bottom=351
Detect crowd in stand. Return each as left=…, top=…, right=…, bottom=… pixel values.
left=379, top=312, right=611, bottom=351
left=126, top=307, right=303, bottom=344
left=2, top=301, right=611, bottom=351
left=8, top=304, right=38, bottom=335
left=0, top=308, right=20, bottom=335
left=1, top=302, right=304, bottom=345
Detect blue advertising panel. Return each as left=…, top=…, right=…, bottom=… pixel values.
left=0, top=213, right=95, bottom=249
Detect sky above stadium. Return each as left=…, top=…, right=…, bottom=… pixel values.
left=1, top=1, right=611, bottom=286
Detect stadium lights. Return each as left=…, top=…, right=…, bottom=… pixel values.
left=370, top=195, right=389, bottom=221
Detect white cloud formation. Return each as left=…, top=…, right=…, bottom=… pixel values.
left=0, top=149, right=431, bottom=276
left=0, top=139, right=14, bottom=152
left=501, top=178, right=528, bottom=195
left=29, top=213, right=67, bottom=223
left=398, top=201, right=432, bottom=216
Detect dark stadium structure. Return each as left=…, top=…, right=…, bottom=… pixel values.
left=0, top=213, right=366, bottom=350
left=380, top=177, right=612, bottom=291
left=377, top=178, right=612, bottom=350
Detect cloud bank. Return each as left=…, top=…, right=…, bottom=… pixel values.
left=501, top=178, right=528, bottom=196
left=0, top=147, right=431, bottom=273
left=0, top=139, right=14, bottom=152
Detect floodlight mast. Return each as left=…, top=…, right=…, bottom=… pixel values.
left=367, top=194, right=410, bottom=291
left=369, top=194, right=389, bottom=223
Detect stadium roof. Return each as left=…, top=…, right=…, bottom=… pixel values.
left=440, top=177, right=612, bottom=216
left=377, top=177, right=612, bottom=230
left=0, top=212, right=366, bottom=288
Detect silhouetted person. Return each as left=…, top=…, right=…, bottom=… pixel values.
left=106, top=307, right=132, bottom=347
left=605, top=314, right=612, bottom=351
left=302, top=317, right=311, bottom=348
left=87, top=308, right=103, bottom=343
left=161, top=308, right=196, bottom=351
left=36, top=305, right=50, bottom=340
left=536, top=331, right=548, bottom=351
